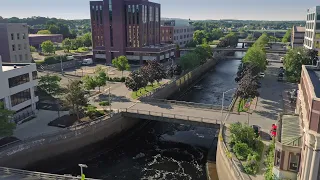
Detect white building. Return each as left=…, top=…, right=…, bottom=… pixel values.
left=304, top=6, right=320, bottom=57
left=0, top=56, right=38, bottom=124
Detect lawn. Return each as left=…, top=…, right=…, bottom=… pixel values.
left=131, top=83, right=162, bottom=99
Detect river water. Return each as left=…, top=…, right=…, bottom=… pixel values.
left=29, top=58, right=242, bottom=180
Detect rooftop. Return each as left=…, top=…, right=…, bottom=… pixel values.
left=29, top=34, right=62, bottom=37
left=279, top=115, right=302, bottom=147
left=293, top=26, right=305, bottom=33
left=1, top=63, right=32, bottom=72
left=306, top=67, right=320, bottom=98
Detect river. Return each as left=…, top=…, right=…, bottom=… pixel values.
left=28, top=58, right=242, bottom=180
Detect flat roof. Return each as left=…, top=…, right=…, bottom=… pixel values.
left=280, top=115, right=302, bottom=147
left=2, top=65, right=23, bottom=72
left=293, top=26, right=305, bottom=33
left=29, top=34, right=62, bottom=37
left=306, top=68, right=320, bottom=98
left=1, top=63, right=32, bottom=72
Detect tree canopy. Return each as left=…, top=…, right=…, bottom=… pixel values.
left=112, top=56, right=130, bottom=77
left=62, top=38, right=72, bottom=52
left=37, top=30, right=51, bottom=34
left=282, top=29, right=292, bottom=43
left=38, top=74, right=62, bottom=96
left=41, top=40, right=55, bottom=54
left=0, top=102, right=15, bottom=137
left=242, top=45, right=267, bottom=72
left=65, top=80, right=88, bottom=120
left=284, top=48, right=313, bottom=82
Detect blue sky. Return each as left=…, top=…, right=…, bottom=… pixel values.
left=0, top=0, right=317, bottom=20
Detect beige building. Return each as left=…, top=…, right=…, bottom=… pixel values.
left=274, top=63, right=320, bottom=180
left=291, top=26, right=305, bottom=48
left=0, top=23, right=32, bottom=63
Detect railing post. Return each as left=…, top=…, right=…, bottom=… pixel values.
left=149, top=111, right=151, bottom=115
left=161, top=113, right=163, bottom=117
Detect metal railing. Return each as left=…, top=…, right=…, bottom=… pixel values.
left=118, top=108, right=220, bottom=124
left=141, top=98, right=229, bottom=110
left=0, top=166, right=100, bottom=180
left=0, top=114, right=122, bottom=159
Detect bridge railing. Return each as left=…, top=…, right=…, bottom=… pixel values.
left=0, top=166, right=100, bottom=180
left=119, top=108, right=220, bottom=124
left=0, top=114, right=122, bottom=159
left=141, top=98, right=229, bottom=110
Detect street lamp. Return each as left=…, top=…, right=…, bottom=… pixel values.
left=221, top=88, right=237, bottom=122
left=78, top=164, right=88, bottom=176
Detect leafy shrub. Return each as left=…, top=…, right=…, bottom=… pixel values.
left=120, top=77, right=126, bottom=82
left=85, top=105, right=104, bottom=119
left=229, top=123, right=256, bottom=147
left=99, top=101, right=110, bottom=106
left=30, top=46, right=37, bottom=52
left=243, top=158, right=259, bottom=174
left=264, top=141, right=275, bottom=180
left=78, top=47, right=89, bottom=52
left=43, top=55, right=69, bottom=65
left=254, top=140, right=264, bottom=160
left=233, top=142, right=252, bottom=161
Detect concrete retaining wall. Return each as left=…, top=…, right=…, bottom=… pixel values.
left=152, top=58, right=220, bottom=99
left=0, top=115, right=141, bottom=168
left=39, top=60, right=82, bottom=72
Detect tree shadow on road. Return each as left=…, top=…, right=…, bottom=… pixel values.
left=93, top=94, right=131, bottom=103
left=143, top=101, right=174, bottom=110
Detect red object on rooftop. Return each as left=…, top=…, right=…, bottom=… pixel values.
left=270, top=124, right=277, bottom=137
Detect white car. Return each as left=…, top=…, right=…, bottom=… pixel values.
left=82, top=58, right=93, bottom=65
left=259, top=73, right=265, bottom=78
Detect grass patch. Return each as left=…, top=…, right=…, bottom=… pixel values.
left=131, top=83, right=162, bottom=99
left=34, top=60, right=45, bottom=65
left=99, top=101, right=110, bottom=106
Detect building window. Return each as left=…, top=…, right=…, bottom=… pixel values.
left=18, top=44, right=21, bottom=50
left=24, top=43, right=27, bottom=49
left=23, top=33, right=26, bottom=39
left=17, top=33, right=20, bottom=40
left=109, top=0, right=112, bottom=21
left=19, top=54, right=23, bottom=61
left=10, top=89, right=31, bottom=107
left=32, top=71, right=37, bottom=80
left=149, top=6, right=153, bottom=21
left=25, top=54, right=28, bottom=61
left=288, top=154, right=299, bottom=171
left=8, top=73, right=30, bottom=88
left=12, top=44, right=15, bottom=51
left=155, top=7, right=159, bottom=22
left=11, top=33, right=14, bottom=40
left=275, top=150, right=281, bottom=167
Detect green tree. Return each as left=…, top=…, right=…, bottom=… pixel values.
left=39, top=74, right=62, bottom=96
left=0, top=102, right=15, bottom=137
left=193, top=30, right=206, bottom=44
left=47, top=24, right=59, bottom=34
left=125, top=71, right=148, bottom=94
left=282, top=29, right=292, bottom=43
left=254, top=33, right=269, bottom=48
left=65, top=80, right=88, bottom=120
left=211, top=28, right=224, bottom=40
left=284, top=48, right=311, bottom=82
left=229, top=123, right=257, bottom=146
left=246, top=34, right=256, bottom=41
left=236, top=73, right=260, bottom=99
left=94, top=65, right=105, bottom=74
left=242, top=46, right=267, bottom=72
left=30, top=46, right=37, bottom=52
left=62, top=38, right=72, bottom=52
left=41, top=40, right=55, bottom=54
left=82, top=33, right=92, bottom=47
left=179, top=52, right=201, bottom=70
left=112, top=56, right=130, bottom=77
left=37, top=30, right=51, bottom=34
left=194, top=44, right=212, bottom=64
left=82, top=75, right=97, bottom=91
left=224, top=32, right=239, bottom=47
left=185, top=40, right=197, bottom=48
left=74, top=37, right=84, bottom=49
left=95, top=71, right=107, bottom=92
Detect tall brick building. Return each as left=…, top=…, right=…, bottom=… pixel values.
left=90, top=0, right=175, bottom=64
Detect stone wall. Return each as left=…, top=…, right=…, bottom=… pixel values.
left=0, top=114, right=141, bottom=168
left=151, top=58, right=220, bottom=99
left=39, top=60, right=82, bottom=72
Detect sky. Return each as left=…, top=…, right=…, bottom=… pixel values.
left=0, top=0, right=318, bottom=21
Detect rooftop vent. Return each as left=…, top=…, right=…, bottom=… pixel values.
left=14, top=65, right=17, bottom=69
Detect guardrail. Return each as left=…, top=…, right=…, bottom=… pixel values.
left=0, top=166, right=100, bottom=180
left=142, top=98, right=228, bottom=110
left=0, top=114, right=121, bottom=159
left=119, top=108, right=220, bottom=125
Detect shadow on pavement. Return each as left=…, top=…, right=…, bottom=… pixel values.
left=93, top=94, right=131, bottom=103
left=143, top=102, right=174, bottom=110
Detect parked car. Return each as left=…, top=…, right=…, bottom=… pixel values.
left=82, top=58, right=93, bottom=65
left=259, top=73, right=265, bottom=78
left=252, top=125, right=261, bottom=138
left=270, top=124, right=277, bottom=139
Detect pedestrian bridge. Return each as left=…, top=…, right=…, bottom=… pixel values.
left=180, top=47, right=287, bottom=54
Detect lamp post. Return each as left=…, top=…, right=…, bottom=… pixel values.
left=221, top=88, right=237, bottom=122
left=78, top=164, right=88, bottom=177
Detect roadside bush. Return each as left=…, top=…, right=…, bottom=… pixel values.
left=78, top=47, right=89, bottom=52
left=108, top=77, right=125, bottom=82
left=30, top=46, right=37, bottom=52
left=85, top=105, right=104, bottom=119
left=43, top=55, right=69, bottom=65
left=120, top=77, right=126, bottom=82
left=99, top=101, right=110, bottom=106
left=243, top=158, right=259, bottom=174
left=264, top=141, right=275, bottom=180
left=233, top=142, right=252, bottom=161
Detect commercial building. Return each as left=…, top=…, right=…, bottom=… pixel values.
left=291, top=26, right=305, bottom=48
left=0, top=56, right=39, bottom=124
left=274, top=63, right=320, bottom=180
left=304, top=6, right=320, bottom=57
left=90, top=0, right=175, bottom=64
left=0, top=23, right=32, bottom=63
left=160, top=20, right=194, bottom=47
left=29, top=34, right=63, bottom=49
